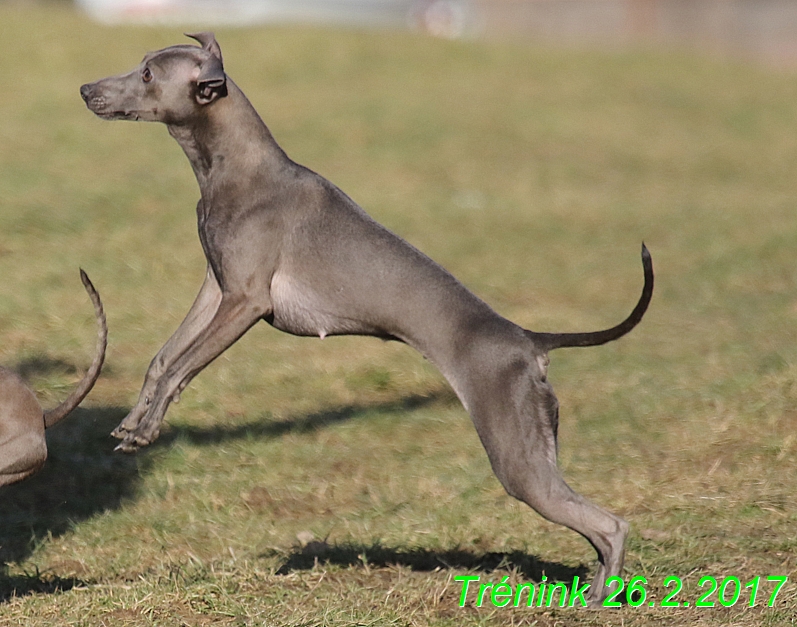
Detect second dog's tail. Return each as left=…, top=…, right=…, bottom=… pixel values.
left=43, top=270, right=108, bottom=428
left=526, top=243, right=653, bottom=352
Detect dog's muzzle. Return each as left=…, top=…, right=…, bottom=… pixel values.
left=80, top=83, right=104, bottom=110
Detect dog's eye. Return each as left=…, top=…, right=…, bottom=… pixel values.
left=142, top=67, right=153, bottom=83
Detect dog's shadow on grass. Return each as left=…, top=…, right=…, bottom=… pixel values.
left=270, top=541, right=588, bottom=584
left=0, top=404, right=142, bottom=600
left=0, top=388, right=456, bottom=600
left=0, top=406, right=141, bottom=563
left=157, top=389, right=457, bottom=447
left=0, top=386, right=582, bottom=601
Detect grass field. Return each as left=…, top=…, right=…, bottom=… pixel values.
left=1, top=4, right=797, bottom=625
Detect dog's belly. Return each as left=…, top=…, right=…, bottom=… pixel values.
left=269, top=272, right=383, bottom=339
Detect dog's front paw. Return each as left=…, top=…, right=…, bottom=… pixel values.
left=112, top=407, right=144, bottom=440
left=114, top=428, right=161, bottom=453
left=111, top=423, right=130, bottom=440
left=112, top=397, right=166, bottom=451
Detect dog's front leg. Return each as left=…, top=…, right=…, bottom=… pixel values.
left=115, top=293, right=268, bottom=452
left=112, top=265, right=222, bottom=440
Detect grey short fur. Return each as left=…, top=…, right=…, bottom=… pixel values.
left=80, top=34, right=653, bottom=604
left=0, top=270, right=107, bottom=487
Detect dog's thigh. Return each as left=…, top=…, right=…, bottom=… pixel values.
left=0, top=431, right=47, bottom=486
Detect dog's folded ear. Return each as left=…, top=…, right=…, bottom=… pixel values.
left=186, top=32, right=228, bottom=105
left=195, top=51, right=227, bottom=105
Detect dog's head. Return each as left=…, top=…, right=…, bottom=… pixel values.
left=80, top=32, right=228, bottom=125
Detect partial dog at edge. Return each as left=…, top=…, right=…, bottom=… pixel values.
left=80, top=34, right=653, bottom=605
left=0, top=270, right=107, bottom=487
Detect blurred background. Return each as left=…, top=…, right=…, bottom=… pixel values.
left=63, top=0, right=797, bottom=67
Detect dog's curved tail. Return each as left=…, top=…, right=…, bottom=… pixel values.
left=526, top=243, right=653, bottom=352
left=43, top=270, right=108, bottom=428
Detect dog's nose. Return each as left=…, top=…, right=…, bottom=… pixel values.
left=80, top=83, right=92, bottom=102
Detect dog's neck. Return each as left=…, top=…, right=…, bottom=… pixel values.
left=167, top=79, right=288, bottom=195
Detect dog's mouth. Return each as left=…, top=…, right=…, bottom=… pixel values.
left=98, top=110, right=141, bottom=121
left=84, top=98, right=140, bottom=121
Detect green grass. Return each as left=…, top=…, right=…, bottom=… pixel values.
left=1, top=4, right=797, bottom=625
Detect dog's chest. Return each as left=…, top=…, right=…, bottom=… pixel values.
left=269, top=272, right=369, bottom=338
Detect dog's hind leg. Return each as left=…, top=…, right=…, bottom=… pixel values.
left=466, top=352, right=627, bottom=607
left=0, top=431, right=47, bottom=487
left=512, top=464, right=627, bottom=607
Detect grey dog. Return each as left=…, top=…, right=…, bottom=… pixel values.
left=0, top=270, right=106, bottom=487
left=80, top=33, right=653, bottom=604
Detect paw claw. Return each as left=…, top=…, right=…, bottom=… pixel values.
left=114, top=440, right=138, bottom=454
